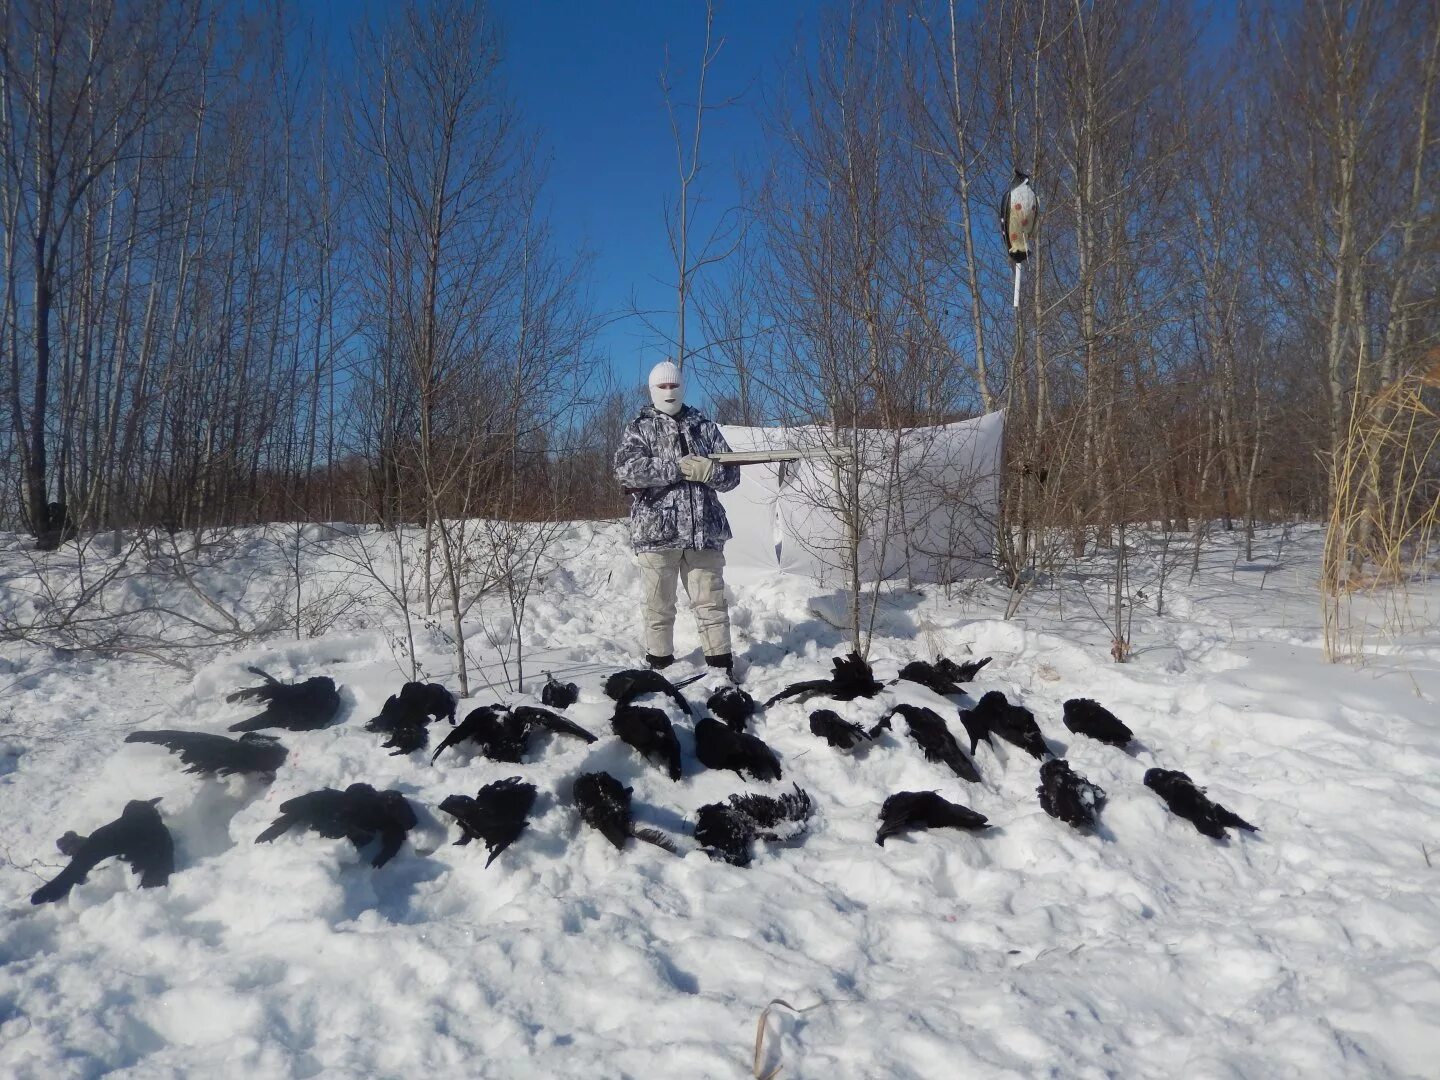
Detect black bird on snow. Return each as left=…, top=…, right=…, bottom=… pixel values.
left=808, top=709, right=887, bottom=751
left=541, top=672, right=580, bottom=710
left=513, top=705, right=597, bottom=745
left=440, top=777, right=537, bottom=867
left=693, top=716, right=782, bottom=782
left=894, top=655, right=994, bottom=697
left=1000, top=170, right=1038, bottom=263
left=763, top=652, right=884, bottom=708
left=694, top=785, right=814, bottom=868
left=227, top=668, right=341, bottom=733
left=1037, top=760, right=1107, bottom=830
left=1144, top=768, right=1258, bottom=839
left=604, top=668, right=702, bottom=717
left=31, top=798, right=174, bottom=905
left=707, top=684, right=758, bottom=731
left=430, top=704, right=594, bottom=765
left=367, top=681, right=456, bottom=755
left=611, top=704, right=683, bottom=781
left=876, top=791, right=989, bottom=846
left=1062, top=698, right=1134, bottom=749
left=883, top=704, right=981, bottom=782
left=125, top=729, right=288, bottom=779
left=431, top=705, right=526, bottom=764
left=255, top=783, right=417, bottom=867
left=935, top=655, right=993, bottom=685
left=969, top=690, right=1051, bottom=760
left=571, top=771, right=679, bottom=853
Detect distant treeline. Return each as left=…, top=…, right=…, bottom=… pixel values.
left=1, top=1, right=1435, bottom=570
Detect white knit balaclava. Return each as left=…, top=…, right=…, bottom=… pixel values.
left=648, top=360, right=684, bottom=416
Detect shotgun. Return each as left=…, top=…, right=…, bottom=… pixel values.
left=708, top=447, right=856, bottom=465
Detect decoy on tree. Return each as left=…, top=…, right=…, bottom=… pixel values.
left=1000, top=170, right=1038, bottom=264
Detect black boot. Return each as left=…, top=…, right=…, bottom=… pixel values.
left=646, top=653, right=675, bottom=670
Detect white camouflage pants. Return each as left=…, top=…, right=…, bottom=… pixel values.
left=637, top=547, right=732, bottom=659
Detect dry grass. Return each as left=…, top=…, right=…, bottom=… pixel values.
left=1322, top=358, right=1440, bottom=660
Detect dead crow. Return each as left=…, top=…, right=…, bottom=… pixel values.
left=972, top=691, right=1051, bottom=760
left=227, top=668, right=341, bottom=733
left=255, top=783, right=416, bottom=867
left=31, top=799, right=174, bottom=904
left=429, top=704, right=594, bottom=765
left=807, top=709, right=882, bottom=750
left=884, top=704, right=981, bottom=782
left=367, top=682, right=455, bottom=754
left=876, top=791, right=988, bottom=845
left=934, top=655, right=992, bottom=684
left=955, top=706, right=992, bottom=756
left=1037, top=759, right=1107, bottom=829
left=571, top=771, right=678, bottom=853
left=894, top=660, right=964, bottom=696
left=707, top=685, right=758, bottom=731
left=604, top=668, right=701, bottom=717
left=693, top=716, right=782, bottom=782
left=541, top=672, right=580, bottom=710
left=440, top=777, right=537, bottom=867
left=400, top=681, right=456, bottom=723
left=431, top=705, right=527, bottom=764
left=1062, top=698, right=1134, bottom=748
left=124, top=730, right=287, bottom=778
left=611, top=704, right=683, bottom=781
left=694, top=785, right=814, bottom=867
left=511, top=705, right=597, bottom=745
left=1144, top=768, right=1258, bottom=839
left=763, top=652, right=884, bottom=708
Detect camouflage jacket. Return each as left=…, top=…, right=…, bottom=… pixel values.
left=613, top=405, right=740, bottom=553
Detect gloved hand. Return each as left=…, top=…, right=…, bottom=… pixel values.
left=679, top=455, right=717, bottom=484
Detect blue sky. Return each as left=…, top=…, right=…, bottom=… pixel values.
left=310, top=1, right=1234, bottom=393
left=494, top=1, right=815, bottom=386
left=312, top=0, right=814, bottom=388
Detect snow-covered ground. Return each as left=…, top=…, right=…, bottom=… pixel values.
left=2, top=522, right=1438, bottom=1079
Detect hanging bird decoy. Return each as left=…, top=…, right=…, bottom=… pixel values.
left=1000, top=170, right=1038, bottom=264
left=1000, top=170, right=1039, bottom=308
